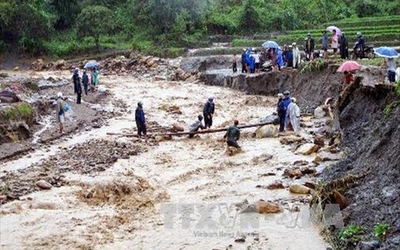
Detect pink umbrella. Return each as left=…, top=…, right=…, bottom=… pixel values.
left=337, top=61, right=361, bottom=72
left=327, top=26, right=342, bottom=36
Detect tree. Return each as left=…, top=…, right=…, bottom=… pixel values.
left=238, top=0, right=262, bottom=34
left=75, top=5, right=114, bottom=50
left=49, top=0, right=80, bottom=30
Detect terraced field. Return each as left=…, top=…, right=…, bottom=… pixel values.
left=191, top=15, right=400, bottom=56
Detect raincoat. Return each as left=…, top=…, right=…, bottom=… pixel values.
left=92, top=68, right=99, bottom=86
left=135, top=104, right=146, bottom=135
left=277, top=50, right=284, bottom=68
left=292, top=46, right=301, bottom=68
left=82, top=72, right=89, bottom=94
left=286, top=102, right=301, bottom=132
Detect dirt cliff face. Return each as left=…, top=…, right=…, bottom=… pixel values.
left=326, top=82, right=400, bottom=249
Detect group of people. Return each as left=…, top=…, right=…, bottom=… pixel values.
left=277, top=91, right=301, bottom=133
left=72, top=67, right=99, bottom=104
left=134, top=97, right=241, bottom=149
left=237, top=48, right=261, bottom=73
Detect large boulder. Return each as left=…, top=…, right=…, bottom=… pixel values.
left=55, top=59, right=66, bottom=70
left=35, top=180, right=52, bottom=190
left=295, top=143, right=320, bottom=155
left=289, top=184, right=310, bottom=194
left=172, top=123, right=185, bottom=132
left=255, top=124, right=278, bottom=138
left=255, top=200, right=282, bottom=213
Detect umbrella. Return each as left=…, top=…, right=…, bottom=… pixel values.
left=374, top=47, right=399, bottom=58
left=262, top=40, right=279, bottom=49
left=337, top=61, right=361, bottom=72
left=326, top=26, right=342, bottom=36
left=84, top=61, right=99, bottom=69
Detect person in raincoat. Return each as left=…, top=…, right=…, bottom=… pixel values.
left=277, top=93, right=285, bottom=132
left=241, top=49, right=247, bottom=73
left=223, top=120, right=241, bottom=149
left=188, top=115, right=206, bottom=138
left=286, top=97, right=301, bottom=132
left=249, top=51, right=256, bottom=73
left=276, top=48, right=284, bottom=70
left=72, top=68, right=82, bottom=104
left=386, top=57, right=397, bottom=83
left=56, top=92, right=66, bottom=133
left=292, top=43, right=301, bottom=68
left=82, top=70, right=89, bottom=95
left=135, top=101, right=147, bottom=136
left=203, top=97, right=215, bottom=129
left=339, top=33, right=348, bottom=59
left=92, top=67, right=99, bottom=87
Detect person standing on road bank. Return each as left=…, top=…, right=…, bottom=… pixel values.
left=305, top=33, right=315, bottom=61
left=82, top=70, right=89, bottom=96
left=135, top=101, right=147, bottom=136
left=188, top=115, right=206, bottom=138
left=232, top=53, right=238, bottom=73
left=203, top=97, right=215, bottom=129
left=321, top=31, right=328, bottom=59
left=92, top=66, right=99, bottom=87
left=277, top=93, right=285, bottom=132
left=241, top=49, right=247, bottom=73
left=223, top=120, right=241, bottom=149
left=292, top=43, right=301, bottom=68
left=72, top=68, right=82, bottom=104
left=330, top=29, right=338, bottom=55
left=339, top=33, right=348, bottom=59
left=56, top=92, right=66, bottom=134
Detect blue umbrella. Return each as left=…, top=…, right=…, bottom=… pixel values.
left=262, top=40, right=279, bottom=49
left=374, top=47, right=399, bottom=58
left=84, top=61, right=99, bottom=68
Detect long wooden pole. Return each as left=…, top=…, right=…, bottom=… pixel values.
left=106, top=121, right=274, bottom=137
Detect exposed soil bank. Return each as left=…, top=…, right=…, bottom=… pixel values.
left=325, top=82, right=400, bottom=249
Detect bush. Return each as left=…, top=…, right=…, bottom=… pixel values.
left=3, top=102, right=35, bottom=124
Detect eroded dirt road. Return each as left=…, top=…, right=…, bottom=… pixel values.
left=0, top=71, right=329, bottom=250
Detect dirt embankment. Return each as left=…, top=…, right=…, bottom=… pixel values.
left=324, top=82, right=400, bottom=249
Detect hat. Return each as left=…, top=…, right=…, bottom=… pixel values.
left=208, top=97, right=214, bottom=102
left=292, top=42, right=296, bottom=46
left=307, top=33, right=311, bottom=36
left=291, top=97, right=297, bottom=103
left=284, top=90, right=290, bottom=96
left=138, top=101, right=143, bottom=106
left=57, top=92, right=63, bottom=98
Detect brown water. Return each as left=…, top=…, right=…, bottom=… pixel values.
left=0, top=71, right=328, bottom=250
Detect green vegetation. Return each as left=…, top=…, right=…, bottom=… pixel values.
left=0, top=0, right=399, bottom=58
left=373, top=223, right=392, bottom=242
left=300, top=58, right=326, bottom=74
left=338, top=225, right=366, bottom=247
left=4, top=102, right=35, bottom=124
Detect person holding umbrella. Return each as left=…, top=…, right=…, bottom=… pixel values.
left=374, top=47, right=399, bottom=83
left=386, top=58, right=397, bottom=83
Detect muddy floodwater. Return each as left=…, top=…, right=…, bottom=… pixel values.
left=0, top=71, right=329, bottom=250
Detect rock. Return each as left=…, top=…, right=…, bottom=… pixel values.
left=55, top=59, right=66, bottom=69
left=295, top=143, right=320, bottom=155
left=154, top=75, right=167, bottom=81
left=293, top=160, right=308, bottom=166
left=283, top=168, right=303, bottom=179
left=289, top=184, right=310, bottom=194
left=0, top=90, right=20, bottom=103
left=252, top=153, right=273, bottom=164
left=234, top=236, right=246, bottom=243
left=313, top=155, right=323, bottom=164
left=314, top=106, right=326, bottom=118
left=255, top=124, right=278, bottom=138
left=303, top=181, right=317, bottom=189
left=29, top=201, right=57, bottom=210
left=260, top=114, right=280, bottom=124
left=35, top=180, right=52, bottom=190
left=356, top=241, right=380, bottom=250
left=318, top=151, right=342, bottom=161
left=226, top=146, right=241, bottom=156
left=279, top=135, right=304, bottom=145
left=299, top=165, right=316, bottom=175
left=314, top=137, right=325, bottom=147
left=155, top=135, right=172, bottom=142
left=13, top=66, right=19, bottom=71
left=255, top=200, right=282, bottom=213
left=332, top=190, right=347, bottom=209
left=31, top=59, right=44, bottom=70
left=267, top=181, right=285, bottom=190
left=172, top=123, right=185, bottom=132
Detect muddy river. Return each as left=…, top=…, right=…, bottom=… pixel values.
left=0, top=71, right=329, bottom=249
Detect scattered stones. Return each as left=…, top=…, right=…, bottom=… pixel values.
left=13, top=67, right=19, bottom=71
left=314, top=137, right=325, bottom=147
left=317, top=151, right=342, bottom=162
left=255, top=124, right=278, bottom=138
left=35, top=180, right=52, bottom=190
left=356, top=241, right=380, bottom=250
left=289, top=184, right=310, bottom=194
left=299, top=165, right=316, bottom=175
left=252, top=153, right=273, bottom=164
left=255, top=200, right=282, bottom=213
left=313, top=155, right=323, bottom=164
left=293, top=160, right=308, bottom=166
left=295, top=143, right=320, bottom=155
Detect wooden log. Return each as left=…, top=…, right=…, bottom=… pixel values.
left=106, top=121, right=274, bottom=137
